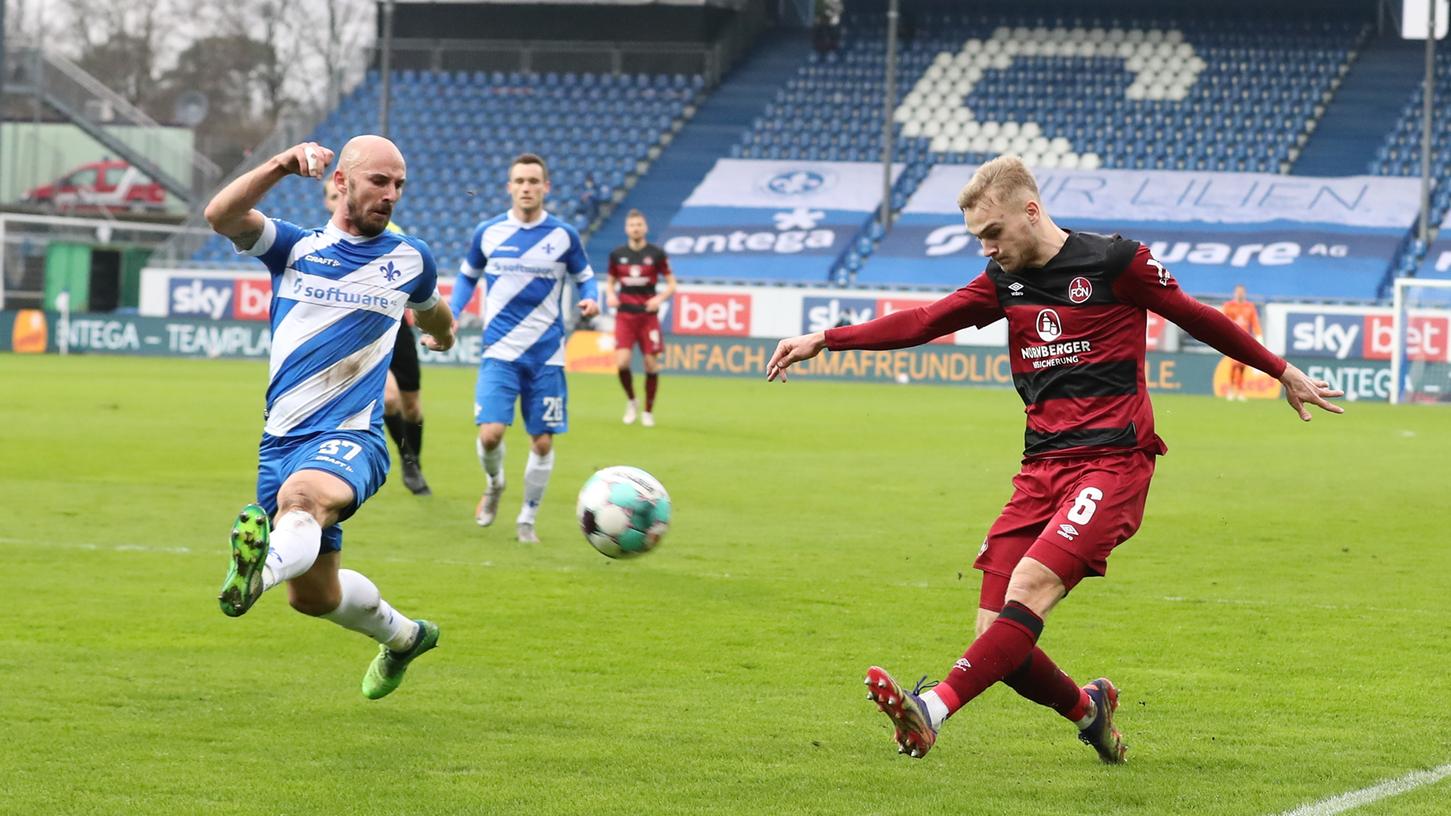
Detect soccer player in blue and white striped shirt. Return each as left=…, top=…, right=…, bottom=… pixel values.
left=207, top=136, right=456, bottom=700
left=449, top=154, right=600, bottom=544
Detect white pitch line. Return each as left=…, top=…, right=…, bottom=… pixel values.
left=1273, top=763, right=1451, bottom=816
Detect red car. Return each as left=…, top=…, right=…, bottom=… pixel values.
left=24, top=159, right=166, bottom=211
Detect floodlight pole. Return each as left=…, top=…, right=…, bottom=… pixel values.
left=379, top=0, right=396, bottom=138
left=881, top=0, right=899, bottom=232
left=1420, top=0, right=1436, bottom=245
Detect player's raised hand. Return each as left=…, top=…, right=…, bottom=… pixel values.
left=579, top=299, right=600, bottom=318
left=276, top=142, right=334, bottom=180
left=1279, top=362, right=1344, bottom=421
left=766, top=331, right=827, bottom=382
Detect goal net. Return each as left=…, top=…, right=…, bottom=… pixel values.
left=1390, top=277, right=1451, bottom=404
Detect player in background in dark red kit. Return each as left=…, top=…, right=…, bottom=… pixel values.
left=766, top=155, right=1343, bottom=763
left=603, top=210, right=677, bottom=427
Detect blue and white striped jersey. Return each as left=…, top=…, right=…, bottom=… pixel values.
left=451, top=210, right=597, bottom=367
left=242, top=217, right=439, bottom=438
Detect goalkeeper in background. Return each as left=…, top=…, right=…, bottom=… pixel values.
left=1221, top=284, right=1263, bottom=401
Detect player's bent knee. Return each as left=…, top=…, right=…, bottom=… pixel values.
left=1004, top=558, right=1069, bottom=615
left=531, top=434, right=553, bottom=456
left=478, top=423, right=506, bottom=448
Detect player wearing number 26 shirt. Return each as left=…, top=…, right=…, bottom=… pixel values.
left=766, top=155, right=1344, bottom=764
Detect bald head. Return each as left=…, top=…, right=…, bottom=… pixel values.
left=338, top=135, right=403, bottom=176
left=331, top=135, right=406, bottom=238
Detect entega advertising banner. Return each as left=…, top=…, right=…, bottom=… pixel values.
left=658, top=159, right=903, bottom=284
left=872, top=165, right=1422, bottom=300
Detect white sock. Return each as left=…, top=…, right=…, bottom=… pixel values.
left=1075, top=698, right=1098, bottom=730
left=920, top=689, right=949, bottom=730
left=321, top=568, right=419, bottom=650
left=517, top=450, right=554, bottom=524
left=477, top=438, right=504, bottom=485
left=261, top=510, right=322, bottom=591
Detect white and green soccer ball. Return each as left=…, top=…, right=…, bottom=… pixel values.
left=576, top=466, right=672, bottom=558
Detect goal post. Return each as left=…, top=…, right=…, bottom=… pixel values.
left=1389, top=277, right=1451, bottom=404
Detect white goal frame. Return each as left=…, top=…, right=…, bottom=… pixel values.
left=1390, top=277, right=1451, bottom=404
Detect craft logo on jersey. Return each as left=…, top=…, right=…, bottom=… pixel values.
left=762, top=169, right=831, bottom=196
left=1037, top=309, right=1063, bottom=342
left=1068, top=276, right=1092, bottom=304
left=381, top=261, right=400, bottom=282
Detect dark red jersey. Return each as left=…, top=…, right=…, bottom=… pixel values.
left=608, top=243, right=672, bottom=313
left=824, top=231, right=1288, bottom=460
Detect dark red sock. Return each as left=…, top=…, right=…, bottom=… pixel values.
left=645, top=373, right=659, bottom=411
left=934, top=600, right=1043, bottom=716
left=618, top=368, right=635, bottom=399
left=1003, top=647, right=1092, bottom=722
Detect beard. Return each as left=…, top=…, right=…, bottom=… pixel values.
left=347, top=195, right=390, bottom=237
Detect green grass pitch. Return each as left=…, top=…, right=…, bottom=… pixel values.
left=1, top=353, right=1448, bottom=815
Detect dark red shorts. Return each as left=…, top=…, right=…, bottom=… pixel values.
left=974, top=450, right=1156, bottom=608
left=615, top=311, right=663, bottom=356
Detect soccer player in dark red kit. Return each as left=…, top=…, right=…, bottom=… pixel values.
left=603, top=209, right=677, bottom=427
left=766, top=155, right=1344, bottom=763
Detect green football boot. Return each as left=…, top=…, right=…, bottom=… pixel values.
left=218, top=504, right=270, bottom=617
left=362, top=620, right=440, bottom=700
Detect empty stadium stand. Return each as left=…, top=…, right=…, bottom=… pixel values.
left=189, top=69, right=702, bottom=266
left=1370, top=49, right=1451, bottom=283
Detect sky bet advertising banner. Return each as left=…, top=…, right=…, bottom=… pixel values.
left=659, top=159, right=902, bottom=284
left=874, top=166, right=1423, bottom=299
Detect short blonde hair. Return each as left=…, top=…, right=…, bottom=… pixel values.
left=956, top=155, right=1040, bottom=211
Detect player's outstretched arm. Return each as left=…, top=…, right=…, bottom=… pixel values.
left=1279, top=362, right=1345, bottom=421
left=205, top=142, right=334, bottom=250
left=416, top=300, right=456, bottom=352
left=766, top=332, right=827, bottom=382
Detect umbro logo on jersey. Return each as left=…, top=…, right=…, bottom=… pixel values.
left=1068, top=277, right=1092, bottom=304
left=303, top=254, right=340, bottom=267
left=617, top=257, right=628, bottom=264
left=381, top=261, right=401, bottom=282
left=1056, top=523, right=1080, bottom=541
left=954, top=658, right=972, bottom=671
left=1008, top=281, right=1025, bottom=296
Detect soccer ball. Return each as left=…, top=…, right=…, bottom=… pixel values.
left=576, top=466, right=672, bottom=558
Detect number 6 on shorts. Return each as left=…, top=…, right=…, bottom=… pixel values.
left=1066, top=486, right=1103, bottom=524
